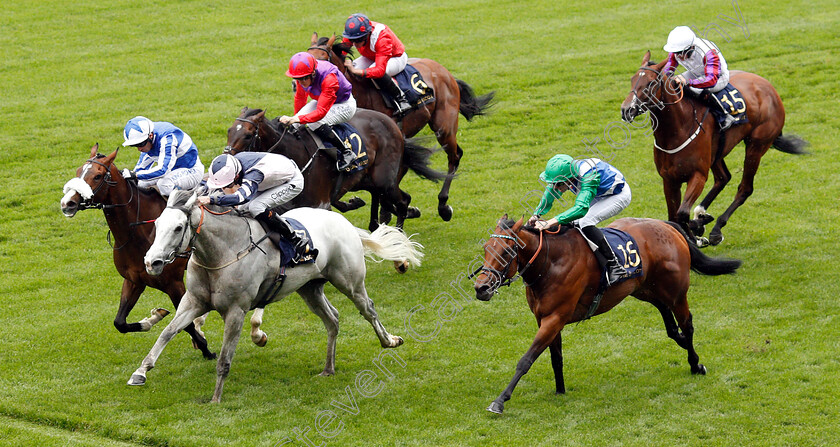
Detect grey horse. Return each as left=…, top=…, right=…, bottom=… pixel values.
left=129, top=190, right=423, bottom=403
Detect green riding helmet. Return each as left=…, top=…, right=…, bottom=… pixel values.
left=539, top=154, right=579, bottom=184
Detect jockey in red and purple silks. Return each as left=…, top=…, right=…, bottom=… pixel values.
left=278, top=52, right=358, bottom=171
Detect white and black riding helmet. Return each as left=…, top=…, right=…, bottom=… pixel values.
left=123, top=116, right=154, bottom=146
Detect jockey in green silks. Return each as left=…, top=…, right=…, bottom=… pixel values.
left=528, top=154, right=632, bottom=285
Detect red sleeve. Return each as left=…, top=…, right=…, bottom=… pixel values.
left=293, top=83, right=310, bottom=114
left=298, top=74, right=338, bottom=124
left=364, top=35, right=393, bottom=79
left=688, top=50, right=721, bottom=89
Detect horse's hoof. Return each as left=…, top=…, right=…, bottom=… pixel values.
left=127, top=373, right=146, bottom=386
left=406, top=207, right=421, bottom=219
left=439, top=204, right=453, bottom=222
left=319, top=370, right=335, bottom=377
left=154, top=308, right=170, bottom=318
left=256, top=333, right=268, bottom=347
left=346, top=197, right=365, bottom=209
left=392, top=335, right=404, bottom=347
left=486, top=401, right=504, bottom=414
left=695, top=237, right=710, bottom=248
left=202, top=351, right=217, bottom=360
left=692, top=364, right=707, bottom=375
left=395, top=260, right=409, bottom=273
left=709, top=233, right=724, bottom=246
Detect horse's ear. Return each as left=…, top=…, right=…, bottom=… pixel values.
left=512, top=218, right=524, bottom=232
left=103, top=148, right=119, bottom=165
left=327, top=34, right=336, bottom=47
left=241, top=106, right=248, bottom=113
left=185, top=190, right=199, bottom=209
left=89, top=143, right=99, bottom=158
left=641, top=50, right=651, bottom=66
left=255, top=110, right=266, bottom=121
left=311, top=32, right=319, bottom=45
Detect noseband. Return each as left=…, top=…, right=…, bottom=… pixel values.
left=77, top=157, right=135, bottom=210
left=469, top=234, right=521, bottom=289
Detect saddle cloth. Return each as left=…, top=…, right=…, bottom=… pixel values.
left=710, top=84, right=749, bottom=127
left=258, top=217, right=317, bottom=266
left=602, top=227, right=644, bottom=282
left=308, top=122, right=369, bottom=173
left=379, top=64, right=435, bottom=111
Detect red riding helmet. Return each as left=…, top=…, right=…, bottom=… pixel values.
left=343, top=13, right=371, bottom=40
left=286, top=52, right=317, bottom=78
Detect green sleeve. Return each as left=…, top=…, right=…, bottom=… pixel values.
left=553, top=172, right=600, bottom=224
left=534, top=185, right=561, bottom=216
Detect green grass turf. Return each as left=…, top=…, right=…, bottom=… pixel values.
left=1, top=0, right=839, bottom=445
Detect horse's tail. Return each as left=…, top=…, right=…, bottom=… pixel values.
left=355, top=225, right=424, bottom=267
left=456, top=79, right=495, bottom=121
left=664, top=221, right=742, bottom=275
left=772, top=133, right=810, bottom=155
left=403, top=139, right=448, bottom=182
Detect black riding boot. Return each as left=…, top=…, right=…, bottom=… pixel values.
left=376, top=73, right=411, bottom=115
left=313, top=125, right=354, bottom=172
left=581, top=225, right=628, bottom=286
left=256, top=210, right=317, bottom=259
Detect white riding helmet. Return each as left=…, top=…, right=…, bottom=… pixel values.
left=122, top=116, right=154, bottom=146
left=663, top=26, right=696, bottom=53
left=207, top=154, right=242, bottom=189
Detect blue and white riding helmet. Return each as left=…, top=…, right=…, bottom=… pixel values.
left=122, top=116, right=154, bottom=146
left=207, top=154, right=242, bottom=189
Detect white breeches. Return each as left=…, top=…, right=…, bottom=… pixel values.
left=246, top=170, right=304, bottom=216
left=352, top=53, right=408, bottom=77
left=574, top=184, right=632, bottom=228
left=139, top=160, right=205, bottom=197
left=296, top=96, right=357, bottom=130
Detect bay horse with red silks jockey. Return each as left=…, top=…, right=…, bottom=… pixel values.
left=307, top=34, right=495, bottom=222
left=621, top=51, right=808, bottom=246
left=225, top=107, right=446, bottom=232
left=473, top=215, right=741, bottom=414
left=60, top=144, right=216, bottom=360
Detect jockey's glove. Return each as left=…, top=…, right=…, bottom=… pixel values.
left=121, top=169, right=136, bottom=181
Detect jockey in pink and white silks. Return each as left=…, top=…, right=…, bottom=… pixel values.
left=278, top=52, right=357, bottom=172
left=662, top=26, right=737, bottom=130
left=199, top=152, right=313, bottom=258
left=528, top=155, right=632, bottom=285
left=121, top=116, right=205, bottom=196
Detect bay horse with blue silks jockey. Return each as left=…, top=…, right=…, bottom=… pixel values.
left=60, top=144, right=216, bottom=360
left=132, top=190, right=423, bottom=402
left=307, top=34, right=495, bottom=222
left=473, top=215, right=741, bottom=414
left=621, top=51, right=808, bottom=246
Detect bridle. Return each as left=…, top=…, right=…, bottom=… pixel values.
left=78, top=157, right=135, bottom=211
left=469, top=226, right=560, bottom=293
left=224, top=117, right=262, bottom=154
left=628, top=66, right=710, bottom=154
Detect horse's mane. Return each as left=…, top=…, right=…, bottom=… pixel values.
left=646, top=60, right=658, bottom=66
left=521, top=223, right=573, bottom=236
left=167, top=189, right=194, bottom=208
left=242, top=107, right=263, bottom=118
left=241, top=107, right=281, bottom=132
left=321, top=36, right=354, bottom=61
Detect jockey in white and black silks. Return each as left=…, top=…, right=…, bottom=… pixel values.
left=199, top=152, right=314, bottom=258
left=121, top=116, right=205, bottom=196
left=662, top=26, right=737, bottom=130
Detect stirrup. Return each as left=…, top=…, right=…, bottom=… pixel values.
left=719, top=115, right=737, bottom=131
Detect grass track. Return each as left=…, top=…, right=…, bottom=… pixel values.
left=1, top=0, right=839, bottom=446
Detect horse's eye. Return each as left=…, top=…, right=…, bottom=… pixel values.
left=244, top=134, right=252, bottom=140
left=174, top=226, right=183, bottom=233
left=93, top=174, right=102, bottom=181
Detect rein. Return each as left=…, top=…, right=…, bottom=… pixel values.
left=631, top=67, right=707, bottom=154
left=172, top=205, right=268, bottom=271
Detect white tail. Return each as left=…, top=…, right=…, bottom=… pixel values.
left=356, top=225, right=424, bottom=267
